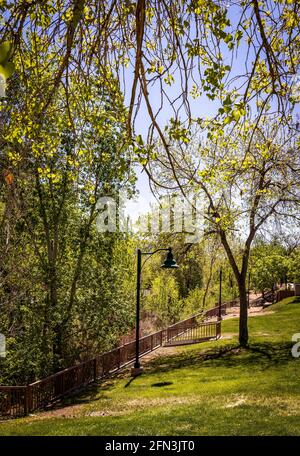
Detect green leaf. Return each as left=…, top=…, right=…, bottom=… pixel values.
left=232, top=109, right=241, bottom=121
left=0, top=61, right=15, bottom=80
left=136, top=134, right=144, bottom=146
left=0, top=41, right=13, bottom=64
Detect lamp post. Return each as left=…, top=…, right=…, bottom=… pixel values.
left=218, top=267, right=222, bottom=321
left=131, top=247, right=179, bottom=377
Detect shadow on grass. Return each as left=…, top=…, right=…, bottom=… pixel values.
left=46, top=338, right=295, bottom=410
left=59, top=340, right=294, bottom=407
left=124, top=376, right=139, bottom=388
left=151, top=381, right=173, bottom=387
left=144, top=340, right=294, bottom=376
left=51, top=376, right=120, bottom=409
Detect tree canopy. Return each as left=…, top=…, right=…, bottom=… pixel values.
left=1, top=0, right=300, bottom=377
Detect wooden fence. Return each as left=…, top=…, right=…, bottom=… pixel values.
left=0, top=312, right=220, bottom=419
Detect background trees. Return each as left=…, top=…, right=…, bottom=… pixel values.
left=250, top=242, right=288, bottom=295
left=0, top=51, right=136, bottom=383
left=148, top=120, right=300, bottom=345
left=1, top=1, right=300, bottom=381
left=286, top=248, right=300, bottom=284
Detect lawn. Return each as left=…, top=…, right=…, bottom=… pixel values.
left=1, top=297, right=300, bottom=436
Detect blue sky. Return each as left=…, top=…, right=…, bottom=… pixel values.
left=125, top=4, right=246, bottom=210
left=121, top=2, right=299, bottom=214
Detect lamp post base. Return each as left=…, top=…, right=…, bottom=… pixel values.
left=131, top=366, right=143, bottom=377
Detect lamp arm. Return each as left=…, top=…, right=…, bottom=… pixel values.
left=140, top=247, right=171, bottom=270
left=142, top=248, right=170, bottom=256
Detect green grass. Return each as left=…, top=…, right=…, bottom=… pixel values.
left=1, top=297, right=300, bottom=435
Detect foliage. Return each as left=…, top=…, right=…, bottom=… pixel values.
left=287, top=248, right=300, bottom=283
left=180, top=287, right=205, bottom=319
left=0, top=0, right=299, bottom=379
left=0, top=53, right=136, bottom=383
left=1, top=1, right=299, bottom=144
left=150, top=119, right=300, bottom=345
left=250, top=242, right=288, bottom=292
left=144, top=273, right=182, bottom=327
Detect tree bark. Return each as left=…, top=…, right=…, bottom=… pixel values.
left=219, top=229, right=250, bottom=347
left=202, top=254, right=215, bottom=309
left=238, top=277, right=248, bottom=347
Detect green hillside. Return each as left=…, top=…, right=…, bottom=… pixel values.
left=1, top=297, right=300, bottom=436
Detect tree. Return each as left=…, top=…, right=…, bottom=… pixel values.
left=1, top=1, right=299, bottom=149
left=149, top=120, right=300, bottom=346
left=144, top=273, right=182, bottom=327
left=250, top=242, right=288, bottom=295
left=287, top=248, right=300, bottom=283
left=0, top=51, right=136, bottom=381
left=1, top=0, right=300, bottom=366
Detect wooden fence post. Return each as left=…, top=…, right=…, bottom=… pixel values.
left=62, top=371, right=66, bottom=394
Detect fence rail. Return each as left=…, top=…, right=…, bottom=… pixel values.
left=0, top=386, right=28, bottom=420
left=0, top=307, right=223, bottom=419
left=204, top=299, right=239, bottom=318
left=165, top=321, right=221, bottom=346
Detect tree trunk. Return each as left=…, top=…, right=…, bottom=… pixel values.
left=238, top=277, right=248, bottom=347
left=202, top=254, right=215, bottom=309
left=219, top=229, right=250, bottom=347
left=48, top=264, right=63, bottom=370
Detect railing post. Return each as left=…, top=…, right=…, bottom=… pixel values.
left=217, top=320, right=221, bottom=338
left=27, top=385, right=33, bottom=414
left=24, top=387, right=28, bottom=416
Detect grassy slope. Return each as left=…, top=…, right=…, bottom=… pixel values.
left=1, top=297, right=300, bottom=436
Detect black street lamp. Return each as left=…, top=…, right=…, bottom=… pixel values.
left=131, top=247, right=179, bottom=377
left=218, top=267, right=222, bottom=321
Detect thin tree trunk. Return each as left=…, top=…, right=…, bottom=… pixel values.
left=238, top=277, right=248, bottom=347
left=202, top=255, right=214, bottom=309
left=219, top=229, right=250, bottom=347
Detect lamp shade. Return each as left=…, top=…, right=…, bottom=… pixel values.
left=161, top=248, right=179, bottom=269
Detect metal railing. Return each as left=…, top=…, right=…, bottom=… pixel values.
left=164, top=321, right=221, bottom=346
left=0, top=308, right=222, bottom=419
left=204, top=299, right=239, bottom=318
left=0, top=386, right=28, bottom=420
